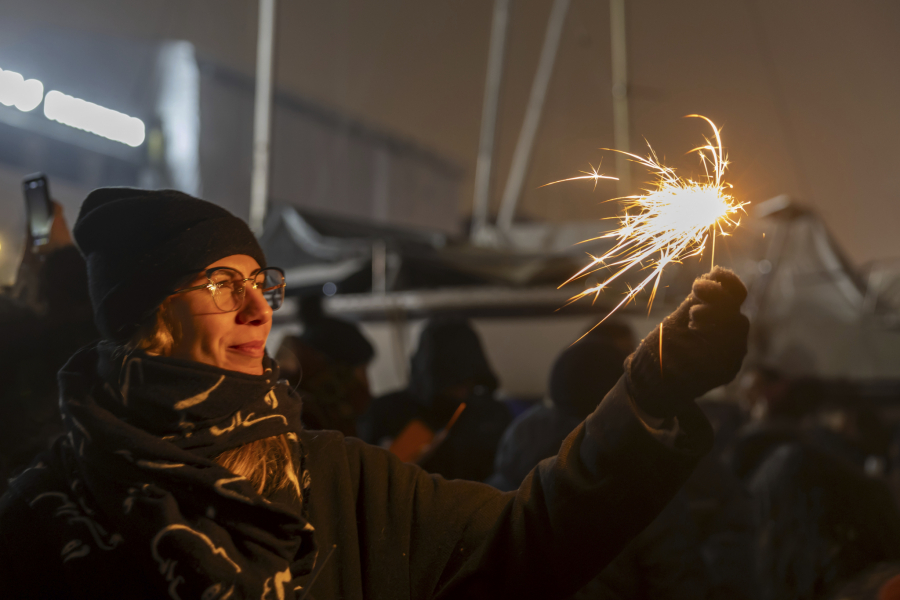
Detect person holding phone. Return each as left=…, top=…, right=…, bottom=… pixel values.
left=0, top=175, right=98, bottom=496
left=0, top=187, right=748, bottom=599
left=8, top=175, right=79, bottom=305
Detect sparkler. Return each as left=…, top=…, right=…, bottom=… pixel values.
left=552, top=115, right=747, bottom=331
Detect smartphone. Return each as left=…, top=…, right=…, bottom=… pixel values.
left=22, top=173, right=53, bottom=247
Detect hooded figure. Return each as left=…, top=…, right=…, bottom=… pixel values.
left=0, top=187, right=745, bottom=599
left=359, top=317, right=511, bottom=481
left=488, top=338, right=627, bottom=490
left=276, top=295, right=375, bottom=437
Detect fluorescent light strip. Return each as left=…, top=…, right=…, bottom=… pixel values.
left=0, top=64, right=145, bottom=147
left=0, top=68, right=44, bottom=112
left=44, top=90, right=145, bottom=147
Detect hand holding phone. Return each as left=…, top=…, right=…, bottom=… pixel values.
left=23, top=173, right=54, bottom=247
left=22, top=174, right=71, bottom=253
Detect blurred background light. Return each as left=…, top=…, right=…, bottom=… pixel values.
left=43, top=90, right=145, bottom=147
left=0, top=68, right=44, bottom=112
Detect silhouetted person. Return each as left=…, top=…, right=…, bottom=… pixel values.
left=682, top=399, right=758, bottom=600
left=359, top=316, right=512, bottom=481
left=488, top=337, right=627, bottom=491
left=801, top=396, right=891, bottom=474
left=726, top=371, right=822, bottom=482
left=751, top=443, right=900, bottom=600
left=488, top=337, right=709, bottom=600
left=276, top=295, right=374, bottom=437
left=0, top=203, right=97, bottom=494
left=581, top=319, right=637, bottom=358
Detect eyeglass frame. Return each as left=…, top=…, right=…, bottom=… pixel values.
left=171, top=266, right=287, bottom=313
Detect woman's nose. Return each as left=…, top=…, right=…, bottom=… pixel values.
left=237, top=284, right=272, bottom=325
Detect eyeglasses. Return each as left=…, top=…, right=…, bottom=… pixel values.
left=172, top=266, right=286, bottom=313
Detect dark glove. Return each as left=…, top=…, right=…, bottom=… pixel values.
left=627, top=267, right=749, bottom=418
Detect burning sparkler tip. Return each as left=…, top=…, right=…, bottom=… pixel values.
left=554, top=115, right=748, bottom=323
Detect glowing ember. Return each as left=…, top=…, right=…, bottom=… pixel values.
left=553, top=115, right=747, bottom=332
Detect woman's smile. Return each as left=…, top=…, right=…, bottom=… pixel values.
left=228, top=340, right=266, bottom=358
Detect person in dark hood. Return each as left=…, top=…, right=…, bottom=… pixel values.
left=0, top=187, right=747, bottom=599
left=359, top=316, right=512, bottom=481
left=488, top=337, right=709, bottom=600
left=488, top=337, right=628, bottom=491
left=276, top=294, right=375, bottom=437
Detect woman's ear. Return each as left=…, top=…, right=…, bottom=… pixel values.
left=130, top=299, right=180, bottom=357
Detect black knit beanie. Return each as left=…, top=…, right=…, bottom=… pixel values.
left=73, top=188, right=266, bottom=342
left=548, top=339, right=627, bottom=420
left=298, top=295, right=374, bottom=367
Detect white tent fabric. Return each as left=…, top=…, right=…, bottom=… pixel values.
left=746, top=204, right=900, bottom=380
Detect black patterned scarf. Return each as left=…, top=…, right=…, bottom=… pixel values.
left=19, top=342, right=318, bottom=599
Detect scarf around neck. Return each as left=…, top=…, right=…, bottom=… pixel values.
left=23, top=343, right=318, bottom=599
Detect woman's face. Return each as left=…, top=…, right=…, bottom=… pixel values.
left=167, top=254, right=272, bottom=375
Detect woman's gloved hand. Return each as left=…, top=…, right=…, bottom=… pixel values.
left=626, top=267, right=749, bottom=418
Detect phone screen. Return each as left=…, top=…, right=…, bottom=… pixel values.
left=23, top=175, right=52, bottom=246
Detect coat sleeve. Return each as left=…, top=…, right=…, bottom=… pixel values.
left=630, top=493, right=710, bottom=600
left=348, top=375, right=714, bottom=600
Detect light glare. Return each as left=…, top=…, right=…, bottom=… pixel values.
left=43, top=90, right=145, bottom=147
left=554, top=116, right=748, bottom=334
left=0, top=68, right=44, bottom=112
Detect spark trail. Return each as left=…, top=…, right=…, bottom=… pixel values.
left=553, top=115, right=747, bottom=335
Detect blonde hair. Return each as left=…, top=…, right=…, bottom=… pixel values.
left=130, top=299, right=181, bottom=357
left=128, top=300, right=302, bottom=500
left=215, top=434, right=303, bottom=499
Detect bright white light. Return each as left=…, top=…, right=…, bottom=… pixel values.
left=44, top=90, right=145, bottom=147
left=0, top=68, right=44, bottom=112
left=0, top=65, right=145, bottom=147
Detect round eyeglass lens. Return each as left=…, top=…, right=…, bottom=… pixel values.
left=208, top=268, right=243, bottom=312
left=257, top=268, right=285, bottom=310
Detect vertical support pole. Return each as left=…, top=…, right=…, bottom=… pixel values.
left=372, top=239, right=387, bottom=295
left=610, top=0, right=631, bottom=197
left=496, top=0, right=571, bottom=233
left=470, top=0, right=511, bottom=240
left=249, top=0, right=277, bottom=236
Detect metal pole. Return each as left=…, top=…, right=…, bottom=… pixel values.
left=372, top=239, right=387, bottom=294
left=470, top=0, right=511, bottom=240
left=496, top=0, right=570, bottom=233
left=249, top=0, right=277, bottom=236
left=610, top=0, right=631, bottom=197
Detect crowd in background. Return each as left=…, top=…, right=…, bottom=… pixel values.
left=3, top=209, right=900, bottom=600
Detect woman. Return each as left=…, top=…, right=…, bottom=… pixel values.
left=0, top=187, right=748, bottom=599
